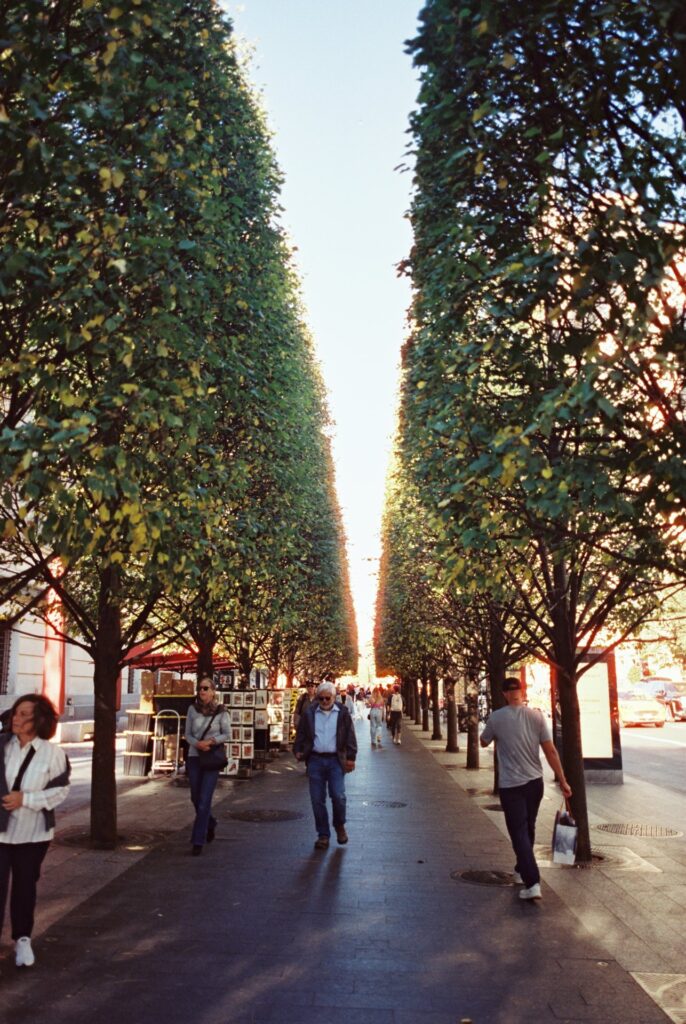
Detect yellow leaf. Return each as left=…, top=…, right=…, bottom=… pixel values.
left=2, top=520, right=17, bottom=539
left=138, top=189, right=147, bottom=200
left=108, top=6, right=124, bottom=18
left=476, top=19, right=489, bottom=35
left=541, top=467, right=553, bottom=479
left=99, top=167, right=112, bottom=190
left=498, top=177, right=508, bottom=189
left=416, top=380, right=427, bottom=389
left=98, top=505, right=111, bottom=522
left=0, top=105, right=9, bottom=123
left=83, top=0, right=97, bottom=8
left=502, top=53, right=516, bottom=69
left=103, top=40, right=118, bottom=65
left=112, top=168, right=124, bottom=188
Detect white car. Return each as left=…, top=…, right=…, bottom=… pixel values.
left=617, top=691, right=666, bottom=728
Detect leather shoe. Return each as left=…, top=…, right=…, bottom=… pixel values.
left=336, top=827, right=348, bottom=845
left=192, top=845, right=203, bottom=856
left=314, top=836, right=329, bottom=850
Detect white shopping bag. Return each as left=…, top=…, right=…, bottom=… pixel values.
left=552, top=802, right=577, bottom=865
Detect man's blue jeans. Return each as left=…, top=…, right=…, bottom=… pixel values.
left=498, top=776, right=544, bottom=887
left=186, top=757, right=220, bottom=846
left=307, top=754, right=346, bottom=838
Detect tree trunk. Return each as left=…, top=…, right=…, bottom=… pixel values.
left=267, top=635, right=280, bottom=688
left=420, top=663, right=429, bottom=732
left=90, top=566, right=122, bottom=849
left=413, top=676, right=421, bottom=725
left=193, top=619, right=216, bottom=682
left=444, top=675, right=459, bottom=752
left=466, top=672, right=480, bottom=770
left=237, top=642, right=252, bottom=689
left=429, top=662, right=442, bottom=740
left=550, top=562, right=591, bottom=864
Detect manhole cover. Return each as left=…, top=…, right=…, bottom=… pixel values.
left=595, top=823, right=682, bottom=838
left=369, top=800, right=408, bottom=808
left=228, top=809, right=304, bottom=822
left=55, top=828, right=167, bottom=850
left=453, top=869, right=514, bottom=886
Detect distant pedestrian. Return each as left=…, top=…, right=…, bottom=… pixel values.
left=293, top=680, right=317, bottom=732
left=0, top=695, right=71, bottom=968
left=184, top=678, right=230, bottom=856
left=480, top=677, right=571, bottom=901
left=368, top=686, right=385, bottom=748
left=388, top=684, right=404, bottom=745
left=293, top=681, right=357, bottom=849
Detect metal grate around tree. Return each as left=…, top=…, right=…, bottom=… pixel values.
left=595, top=823, right=682, bottom=838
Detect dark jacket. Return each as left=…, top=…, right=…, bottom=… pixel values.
left=293, top=701, right=357, bottom=768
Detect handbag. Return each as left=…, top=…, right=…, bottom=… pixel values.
left=552, top=799, right=577, bottom=865
left=196, top=709, right=228, bottom=772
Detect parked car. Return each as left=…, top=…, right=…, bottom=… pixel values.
left=617, top=690, right=666, bottom=728
left=640, top=678, right=686, bottom=722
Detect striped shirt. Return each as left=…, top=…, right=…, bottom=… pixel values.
left=1, top=736, right=70, bottom=844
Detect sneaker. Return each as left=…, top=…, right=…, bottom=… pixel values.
left=15, top=937, right=35, bottom=968
left=314, top=836, right=330, bottom=850
left=519, top=883, right=541, bottom=900
left=335, top=826, right=349, bottom=845
left=397, top=737, right=401, bottom=745
left=512, top=871, right=523, bottom=884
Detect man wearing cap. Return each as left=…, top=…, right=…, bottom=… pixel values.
left=480, top=676, right=572, bottom=901
left=293, top=681, right=357, bottom=850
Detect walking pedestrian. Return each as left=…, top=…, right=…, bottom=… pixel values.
left=480, top=676, right=571, bottom=900
left=293, top=681, right=357, bottom=850
left=184, top=677, right=230, bottom=856
left=0, top=694, right=71, bottom=968
left=388, top=684, right=404, bottom=745
left=368, top=686, right=386, bottom=748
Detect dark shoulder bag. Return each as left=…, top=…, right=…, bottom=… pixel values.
left=196, top=709, right=228, bottom=772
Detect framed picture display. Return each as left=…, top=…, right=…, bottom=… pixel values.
left=269, top=725, right=282, bottom=742
left=230, top=709, right=241, bottom=725
left=241, top=727, right=254, bottom=743
left=241, top=709, right=254, bottom=725
left=230, top=726, right=241, bottom=742
left=268, top=706, right=283, bottom=724
left=233, top=692, right=244, bottom=707
left=243, top=691, right=255, bottom=707
left=229, top=742, right=241, bottom=759
left=269, top=690, right=284, bottom=706
left=225, top=758, right=240, bottom=776
left=241, top=743, right=254, bottom=760
left=254, top=690, right=268, bottom=708
left=254, top=709, right=268, bottom=730
left=222, top=692, right=233, bottom=706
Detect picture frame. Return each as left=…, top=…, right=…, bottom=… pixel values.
left=221, top=692, right=233, bottom=706
left=225, top=758, right=240, bottom=776
left=229, top=743, right=241, bottom=759
left=254, top=690, right=268, bottom=708
left=254, top=709, right=268, bottom=730
left=230, top=709, right=241, bottom=725
left=269, top=690, right=283, bottom=706
left=231, top=726, right=242, bottom=742
left=243, top=691, right=255, bottom=707
left=241, top=727, right=254, bottom=743
left=241, top=743, right=254, bottom=760
left=232, top=692, right=244, bottom=707
left=269, top=725, right=282, bottom=742
left=241, top=709, right=254, bottom=725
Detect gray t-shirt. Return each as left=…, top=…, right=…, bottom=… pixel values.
left=480, top=705, right=552, bottom=788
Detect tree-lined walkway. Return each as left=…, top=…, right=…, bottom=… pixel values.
left=0, top=720, right=669, bottom=1024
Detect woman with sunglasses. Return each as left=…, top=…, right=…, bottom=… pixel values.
left=184, top=677, right=230, bottom=856
left=0, top=694, right=70, bottom=967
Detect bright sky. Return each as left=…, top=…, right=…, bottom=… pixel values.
left=222, top=2, right=421, bottom=675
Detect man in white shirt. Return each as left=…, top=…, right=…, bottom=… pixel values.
left=293, top=681, right=357, bottom=850
left=480, top=677, right=571, bottom=901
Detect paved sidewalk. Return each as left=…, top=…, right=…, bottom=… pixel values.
left=0, top=715, right=681, bottom=1023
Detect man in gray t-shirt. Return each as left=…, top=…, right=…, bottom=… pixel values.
left=481, top=677, right=571, bottom=901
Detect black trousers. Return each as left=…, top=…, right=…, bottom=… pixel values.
left=0, top=841, right=50, bottom=940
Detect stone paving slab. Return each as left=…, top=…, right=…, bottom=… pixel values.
left=0, top=717, right=676, bottom=1023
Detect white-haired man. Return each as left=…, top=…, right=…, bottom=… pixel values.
left=293, top=680, right=357, bottom=850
